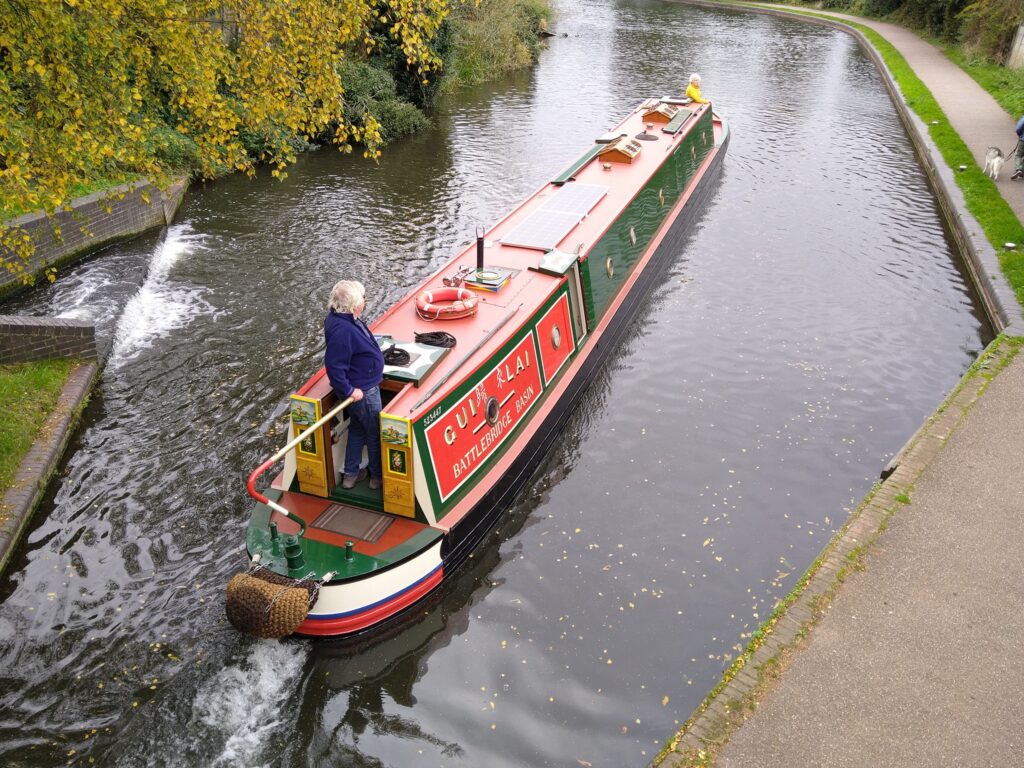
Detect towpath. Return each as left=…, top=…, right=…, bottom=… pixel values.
left=715, top=347, right=1024, bottom=767
left=654, top=4, right=1024, bottom=767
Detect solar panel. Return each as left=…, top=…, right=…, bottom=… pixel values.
left=541, top=183, right=608, bottom=216
left=501, top=209, right=582, bottom=251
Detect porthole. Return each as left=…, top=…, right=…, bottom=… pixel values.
left=605, top=257, right=614, bottom=278
left=551, top=325, right=562, bottom=350
left=485, top=396, right=500, bottom=425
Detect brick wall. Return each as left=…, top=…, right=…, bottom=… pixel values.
left=1, top=177, right=187, bottom=299
left=0, top=315, right=97, bottom=364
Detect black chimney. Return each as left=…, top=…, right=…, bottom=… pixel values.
left=476, top=227, right=485, bottom=270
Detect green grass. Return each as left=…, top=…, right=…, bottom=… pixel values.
left=0, top=359, right=75, bottom=491
left=944, top=48, right=1024, bottom=118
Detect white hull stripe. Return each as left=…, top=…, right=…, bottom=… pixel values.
left=307, top=563, right=443, bottom=620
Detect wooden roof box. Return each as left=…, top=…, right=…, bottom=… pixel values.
left=642, top=102, right=680, bottom=124
left=597, top=135, right=643, bottom=164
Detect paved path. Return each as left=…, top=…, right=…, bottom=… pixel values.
left=716, top=346, right=1024, bottom=767
left=696, top=7, right=1024, bottom=767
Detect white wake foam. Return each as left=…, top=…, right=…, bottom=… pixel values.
left=109, top=225, right=210, bottom=366
left=192, top=641, right=305, bottom=768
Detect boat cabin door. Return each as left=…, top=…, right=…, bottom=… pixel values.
left=289, top=385, right=336, bottom=497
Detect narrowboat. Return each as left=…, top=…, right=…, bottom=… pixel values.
left=226, top=97, right=730, bottom=639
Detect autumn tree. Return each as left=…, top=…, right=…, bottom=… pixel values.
left=0, top=0, right=452, bottom=282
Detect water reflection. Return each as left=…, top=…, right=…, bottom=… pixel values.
left=0, top=0, right=988, bottom=766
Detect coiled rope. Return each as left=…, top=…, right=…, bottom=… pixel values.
left=414, top=331, right=457, bottom=348
left=383, top=344, right=411, bottom=367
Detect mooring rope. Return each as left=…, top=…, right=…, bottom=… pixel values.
left=383, top=344, right=411, bottom=367
left=414, top=331, right=457, bottom=348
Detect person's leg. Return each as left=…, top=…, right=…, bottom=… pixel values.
left=343, top=402, right=367, bottom=477
left=1014, top=139, right=1024, bottom=177
left=362, top=386, right=384, bottom=480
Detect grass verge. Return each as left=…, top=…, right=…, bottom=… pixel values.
left=0, top=359, right=76, bottom=493
left=943, top=47, right=1024, bottom=118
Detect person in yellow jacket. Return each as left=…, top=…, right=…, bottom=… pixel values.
left=686, top=73, right=709, bottom=104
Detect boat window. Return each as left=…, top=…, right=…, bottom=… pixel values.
left=485, top=396, right=500, bottom=425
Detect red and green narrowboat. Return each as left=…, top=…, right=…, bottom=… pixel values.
left=226, top=98, right=730, bottom=638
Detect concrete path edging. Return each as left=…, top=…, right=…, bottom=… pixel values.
left=0, top=360, right=99, bottom=575
left=650, top=336, right=1018, bottom=767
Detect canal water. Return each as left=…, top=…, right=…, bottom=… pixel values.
left=0, top=1, right=989, bottom=766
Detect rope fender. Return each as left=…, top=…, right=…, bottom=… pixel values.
left=225, top=567, right=319, bottom=639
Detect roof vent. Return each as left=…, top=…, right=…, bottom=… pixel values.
left=642, top=102, right=680, bottom=124
left=597, top=135, right=642, bottom=164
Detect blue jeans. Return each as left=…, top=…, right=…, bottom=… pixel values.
left=344, top=385, right=382, bottom=479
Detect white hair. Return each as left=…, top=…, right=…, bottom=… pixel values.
left=689, top=73, right=701, bottom=84
left=328, top=279, right=365, bottom=313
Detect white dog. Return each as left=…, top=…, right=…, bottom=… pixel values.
left=983, top=147, right=1005, bottom=180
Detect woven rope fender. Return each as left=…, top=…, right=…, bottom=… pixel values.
left=225, top=569, right=316, bottom=639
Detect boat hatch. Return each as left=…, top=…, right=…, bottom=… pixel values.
left=642, top=102, right=680, bottom=124
left=281, top=371, right=422, bottom=511
left=378, top=336, right=452, bottom=386
left=597, top=135, right=642, bottom=164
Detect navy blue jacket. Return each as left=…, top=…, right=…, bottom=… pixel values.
left=324, top=311, right=385, bottom=399
left=1017, top=115, right=1024, bottom=139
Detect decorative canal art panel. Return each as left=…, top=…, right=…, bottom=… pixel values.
left=423, top=332, right=544, bottom=502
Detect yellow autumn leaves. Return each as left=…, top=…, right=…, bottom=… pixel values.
left=0, top=0, right=456, bottom=279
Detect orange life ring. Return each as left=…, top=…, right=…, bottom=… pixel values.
left=415, top=286, right=478, bottom=320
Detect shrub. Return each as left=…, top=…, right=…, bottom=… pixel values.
left=858, top=0, right=905, bottom=15
left=821, top=0, right=855, bottom=10
left=960, top=0, right=1024, bottom=63
left=338, top=60, right=429, bottom=144
left=149, top=123, right=200, bottom=174
left=893, top=0, right=969, bottom=40
left=373, top=99, right=431, bottom=142
left=444, top=0, right=551, bottom=90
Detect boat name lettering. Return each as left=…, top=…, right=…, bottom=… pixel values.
left=424, top=333, right=544, bottom=502
left=452, top=410, right=513, bottom=479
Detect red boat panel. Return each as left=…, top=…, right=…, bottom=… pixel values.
left=535, top=292, right=576, bottom=386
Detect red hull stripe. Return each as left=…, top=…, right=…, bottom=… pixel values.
left=296, top=565, right=444, bottom=636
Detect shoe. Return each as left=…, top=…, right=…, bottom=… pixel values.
left=368, top=476, right=382, bottom=491
left=1012, top=171, right=1024, bottom=180
left=342, top=468, right=367, bottom=489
